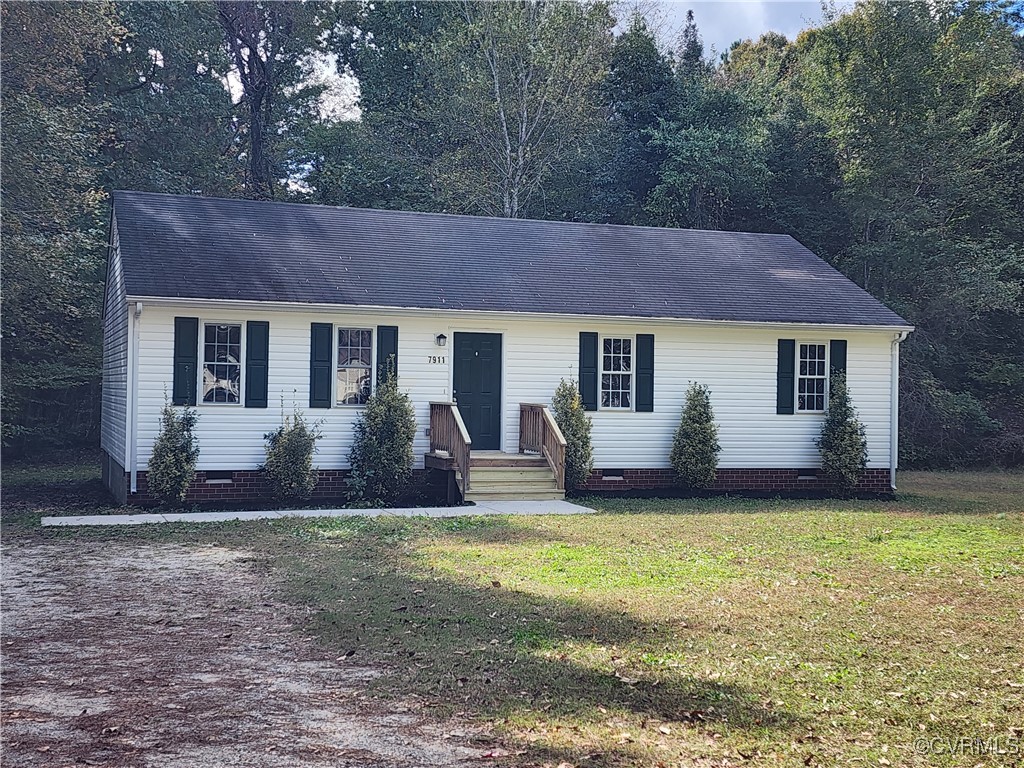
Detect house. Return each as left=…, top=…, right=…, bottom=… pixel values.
left=101, top=190, right=912, bottom=505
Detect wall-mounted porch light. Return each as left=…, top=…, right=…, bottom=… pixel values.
left=435, top=333, right=448, bottom=347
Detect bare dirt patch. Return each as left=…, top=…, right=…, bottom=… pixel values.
left=1, top=540, right=486, bottom=767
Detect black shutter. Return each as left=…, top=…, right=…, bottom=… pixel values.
left=309, top=323, right=333, bottom=408
left=245, top=321, right=270, bottom=408
left=829, top=339, right=848, bottom=379
left=376, top=325, right=398, bottom=386
left=172, top=317, right=199, bottom=406
left=635, top=334, right=654, bottom=412
left=579, top=332, right=598, bottom=411
left=777, top=339, right=796, bottom=415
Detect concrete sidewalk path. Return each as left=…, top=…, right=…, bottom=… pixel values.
left=40, top=499, right=595, bottom=527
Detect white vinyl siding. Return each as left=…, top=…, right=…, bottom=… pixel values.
left=132, top=304, right=896, bottom=473
left=100, top=218, right=129, bottom=466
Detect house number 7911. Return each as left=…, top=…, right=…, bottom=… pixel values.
left=427, top=355, right=446, bottom=364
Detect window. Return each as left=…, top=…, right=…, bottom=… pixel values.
left=337, top=328, right=373, bottom=405
left=202, top=323, right=241, bottom=404
left=797, top=343, right=827, bottom=412
left=601, top=337, right=632, bottom=409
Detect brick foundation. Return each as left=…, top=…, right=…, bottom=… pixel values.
left=125, top=468, right=442, bottom=507
left=583, top=467, right=892, bottom=494
left=117, top=466, right=891, bottom=505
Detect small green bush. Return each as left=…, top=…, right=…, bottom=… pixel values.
left=147, top=403, right=199, bottom=506
left=817, top=373, right=868, bottom=492
left=670, top=382, right=720, bottom=488
left=263, top=410, right=321, bottom=501
left=551, top=378, right=594, bottom=490
left=347, top=374, right=417, bottom=506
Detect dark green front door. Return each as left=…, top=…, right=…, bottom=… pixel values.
left=453, top=332, right=502, bottom=450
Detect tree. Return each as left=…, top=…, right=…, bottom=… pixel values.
left=794, top=0, right=1024, bottom=466
left=669, top=382, right=720, bottom=488
left=346, top=375, right=417, bottom=506
left=593, top=13, right=678, bottom=224
left=88, top=1, right=244, bottom=196
left=325, top=1, right=446, bottom=211
left=147, top=404, right=200, bottom=505
left=424, top=1, right=614, bottom=217
left=216, top=1, right=334, bottom=199
left=817, top=374, right=868, bottom=492
left=0, top=1, right=121, bottom=451
left=262, top=410, right=321, bottom=501
left=551, top=379, right=594, bottom=491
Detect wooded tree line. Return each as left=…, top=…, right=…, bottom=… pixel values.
left=2, top=0, right=1022, bottom=467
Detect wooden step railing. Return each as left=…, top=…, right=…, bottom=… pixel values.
left=519, top=403, right=567, bottom=490
left=429, top=402, right=472, bottom=496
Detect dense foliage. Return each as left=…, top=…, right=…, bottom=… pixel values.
left=551, top=379, right=594, bottom=491
left=346, top=375, right=417, bottom=506
left=262, top=410, right=321, bottom=500
left=670, top=382, right=721, bottom=488
left=2, top=0, right=1021, bottom=468
left=147, top=404, right=199, bottom=505
left=817, top=374, right=869, bottom=492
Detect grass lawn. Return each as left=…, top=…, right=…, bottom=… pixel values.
left=3, top=460, right=1023, bottom=766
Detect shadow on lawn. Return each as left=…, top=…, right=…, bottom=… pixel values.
left=283, top=518, right=801, bottom=766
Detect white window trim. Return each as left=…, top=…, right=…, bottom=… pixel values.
left=795, top=341, right=828, bottom=415
left=197, top=320, right=244, bottom=407
left=599, top=334, right=635, bottom=412
left=334, top=325, right=376, bottom=408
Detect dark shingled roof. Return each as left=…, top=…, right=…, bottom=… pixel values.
left=112, top=190, right=910, bottom=328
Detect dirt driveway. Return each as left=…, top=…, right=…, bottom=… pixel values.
left=1, top=540, right=486, bottom=767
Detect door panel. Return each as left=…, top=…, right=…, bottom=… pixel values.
left=453, top=333, right=502, bottom=451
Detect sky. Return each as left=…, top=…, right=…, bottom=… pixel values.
left=637, top=0, right=849, bottom=58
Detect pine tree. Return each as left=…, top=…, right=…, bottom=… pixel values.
left=670, top=382, right=720, bottom=489
left=817, top=373, right=868, bottom=492
left=551, top=379, right=594, bottom=491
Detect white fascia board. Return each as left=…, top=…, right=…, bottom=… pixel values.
left=125, top=295, right=915, bottom=334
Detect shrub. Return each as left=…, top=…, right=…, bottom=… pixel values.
left=817, top=372, right=868, bottom=492
left=147, top=403, right=199, bottom=506
left=347, top=374, right=417, bottom=506
left=551, top=378, right=594, bottom=490
left=263, top=410, right=321, bottom=501
left=670, top=382, right=720, bottom=488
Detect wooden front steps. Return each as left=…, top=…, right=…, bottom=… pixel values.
left=427, top=403, right=567, bottom=504
left=459, top=455, right=565, bottom=502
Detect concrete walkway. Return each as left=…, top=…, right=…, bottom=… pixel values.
left=40, top=499, right=595, bottom=527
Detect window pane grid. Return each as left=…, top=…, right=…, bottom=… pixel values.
left=337, top=327, right=372, bottom=405
left=600, top=337, right=632, bottom=409
left=797, top=343, right=827, bottom=412
left=202, top=323, right=241, bottom=404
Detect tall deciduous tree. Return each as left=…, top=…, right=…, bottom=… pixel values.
left=88, top=1, right=243, bottom=196
left=425, top=1, right=614, bottom=217
left=216, top=0, right=332, bottom=199
left=1, top=1, right=121, bottom=449
left=794, top=0, right=1024, bottom=465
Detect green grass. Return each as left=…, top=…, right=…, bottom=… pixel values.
left=3, top=457, right=1022, bottom=766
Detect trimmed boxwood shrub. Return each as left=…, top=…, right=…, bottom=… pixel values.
left=263, top=411, right=321, bottom=501
left=670, top=382, right=720, bottom=489
left=147, top=403, right=199, bottom=506
left=552, top=378, right=594, bottom=491
left=347, top=374, right=417, bottom=506
left=817, top=372, right=868, bottom=492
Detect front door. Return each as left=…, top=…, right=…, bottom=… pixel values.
left=453, top=332, right=502, bottom=450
